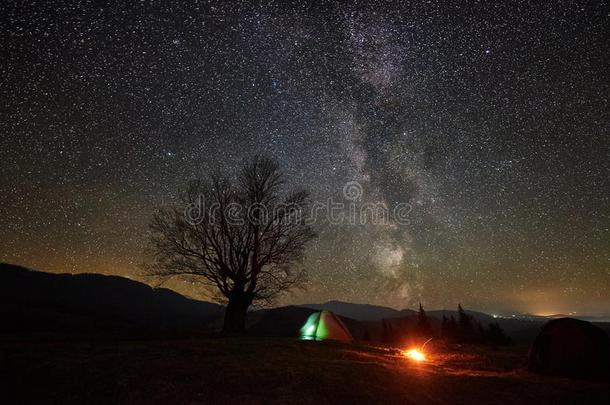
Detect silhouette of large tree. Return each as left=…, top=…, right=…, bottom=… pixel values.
left=146, top=157, right=316, bottom=333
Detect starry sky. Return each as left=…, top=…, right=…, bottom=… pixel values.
left=1, top=0, right=608, bottom=315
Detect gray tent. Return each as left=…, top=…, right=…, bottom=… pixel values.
left=528, top=318, right=610, bottom=380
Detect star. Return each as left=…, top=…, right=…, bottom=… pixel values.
left=0, top=0, right=607, bottom=315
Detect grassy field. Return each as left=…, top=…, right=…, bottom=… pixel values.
left=2, top=336, right=608, bottom=404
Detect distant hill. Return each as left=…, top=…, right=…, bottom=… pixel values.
left=0, top=263, right=223, bottom=334
left=293, top=301, right=554, bottom=343
left=299, top=301, right=506, bottom=324
left=5, top=263, right=605, bottom=343
left=300, top=300, right=416, bottom=321
left=250, top=304, right=542, bottom=343
left=247, top=306, right=317, bottom=337
left=427, top=309, right=495, bottom=323
left=264, top=304, right=609, bottom=344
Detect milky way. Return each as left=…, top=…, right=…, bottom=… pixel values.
left=1, top=1, right=608, bottom=315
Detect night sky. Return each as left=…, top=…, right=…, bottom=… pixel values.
left=1, top=1, right=608, bottom=315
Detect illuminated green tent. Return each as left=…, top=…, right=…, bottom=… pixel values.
left=300, top=310, right=353, bottom=341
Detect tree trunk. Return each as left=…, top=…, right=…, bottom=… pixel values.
left=222, top=292, right=252, bottom=334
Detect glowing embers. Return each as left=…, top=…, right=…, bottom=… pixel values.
left=402, top=348, right=426, bottom=362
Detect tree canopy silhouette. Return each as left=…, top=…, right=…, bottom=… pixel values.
left=146, top=156, right=316, bottom=333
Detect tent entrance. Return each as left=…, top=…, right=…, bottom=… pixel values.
left=299, top=310, right=353, bottom=341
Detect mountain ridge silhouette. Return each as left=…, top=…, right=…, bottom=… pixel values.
left=0, top=263, right=223, bottom=333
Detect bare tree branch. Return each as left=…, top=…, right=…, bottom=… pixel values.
left=144, top=156, right=316, bottom=332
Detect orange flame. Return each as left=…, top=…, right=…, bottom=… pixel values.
left=402, top=348, right=426, bottom=362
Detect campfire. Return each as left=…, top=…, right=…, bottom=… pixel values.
left=402, top=348, right=426, bottom=362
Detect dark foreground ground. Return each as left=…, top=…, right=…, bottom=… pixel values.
left=1, top=336, right=608, bottom=404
